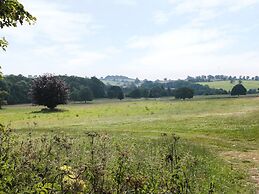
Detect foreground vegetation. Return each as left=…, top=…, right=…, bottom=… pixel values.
left=0, top=97, right=259, bottom=193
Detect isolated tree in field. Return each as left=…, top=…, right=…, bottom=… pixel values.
left=80, top=87, right=94, bottom=103
left=231, top=84, right=247, bottom=96
left=174, top=87, right=194, bottom=100
left=31, top=75, right=69, bottom=109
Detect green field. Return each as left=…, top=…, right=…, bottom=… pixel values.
left=198, top=80, right=259, bottom=91
left=1, top=97, right=259, bottom=193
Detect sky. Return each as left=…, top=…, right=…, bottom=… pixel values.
left=1, top=0, right=259, bottom=80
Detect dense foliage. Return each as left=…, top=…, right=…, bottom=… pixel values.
left=60, top=76, right=106, bottom=100
left=0, top=75, right=231, bottom=106
left=231, top=84, right=247, bottom=96
left=79, top=87, right=94, bottom=102
left=107, top=86, right=124, bottom=100
left=0, top=90, right=8, bottom=108
left=0, top=0, right=36, bottom=50
left=30, top=75, right=69, bottom=109
left=174, top=87, right=194, bottom=100
left=126, top=80, right=227, bottom=99
left=0, top=124, right=251, bottom=193
left=0, top=75, right=107, bottom=105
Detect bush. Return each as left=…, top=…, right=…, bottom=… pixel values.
left=30, top=74, right=69, bottom=109
left=174, top=87, right=194, bottom=99
left=231, top=84, right=247, bottom=96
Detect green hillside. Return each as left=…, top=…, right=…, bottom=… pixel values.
left=198, top=80, right=259, bottom=91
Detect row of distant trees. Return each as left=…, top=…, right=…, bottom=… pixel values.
left=29, top=76, right=195, bottom=109
left=29, top=76, right=248, bottom=110
left=186, top=75, right=259, bottom=82
left=0, top=75, right=126, bottom=105
left=0, top=74, right=256, bottom=109
left=0, top=75, right=229, bottom=105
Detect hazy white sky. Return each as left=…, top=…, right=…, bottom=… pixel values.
left=1, top=0, right=259, bottom=80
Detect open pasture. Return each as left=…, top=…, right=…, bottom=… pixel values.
left=1, top=97, right=259, bottom=192
left=198, top=80, right=259, bottom=91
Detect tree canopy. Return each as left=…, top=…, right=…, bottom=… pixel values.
left=174, top=87, right=194, bottom=100
left=80, top=87, right=94, bottom=103
left=30, top=75, right=69, bottom=109
left=231, top=84, right=247, bottom=96
left=128, top=88, right=141, bottom=98
left=0, top=0, right=36, bottom=50
left=107, top=86, right=124, bottom=99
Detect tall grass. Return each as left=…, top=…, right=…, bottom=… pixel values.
left=0, top=124, right=254, bottom=193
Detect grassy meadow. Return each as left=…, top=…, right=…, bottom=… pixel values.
left=198, top=80, right=259, bottom=91
left=1, top=97, right=259, bottom=193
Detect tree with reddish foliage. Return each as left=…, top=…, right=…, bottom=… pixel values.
left=30, top=74, right=69, bottom=109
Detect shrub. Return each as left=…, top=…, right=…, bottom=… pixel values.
left=231, top=84, right=247, bottom=96
left=174, top=87, right=194, bottom=99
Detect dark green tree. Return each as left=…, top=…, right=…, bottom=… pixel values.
left=149, top=86, right=163, bottom=98
left=128, top=88, right=141, bottom=98
left=0, top=90, right=8, bottom=109
left=117, top=90, right=124, bottom=100
left=231, top=84, right=247, bottom=96
left=30, top=75, right=69, bottom=110
left=0, top=70, right=8, bottom=109
left=89, top=77, right=106, bottom=98
left=140, top=88, right=149, bottom=98
left=0, top=74, right=31, bottom=104
left=174, top=87, right=194, bottom=100
left=107, top=86, right=123, bottom=99
left=80, top=87, right=94, bottom=103
left=70, top=88, right=80, bottom=101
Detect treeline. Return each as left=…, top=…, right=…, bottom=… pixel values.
left=127, top=80, right=227, bottom=98
left=0, top=75, right=229, bottom=105
left=0, top=75, right=32, bottom=104
left=187, top=75, right=259, bottom=82
left=0, top=75, right=108, bottom=104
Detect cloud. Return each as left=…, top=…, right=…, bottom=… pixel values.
left=2, top=0, right=259, bottom=79
left=153, top=11, right=170, bottom=25
left=3, top=0, right=102, bottom=46
left=127, top=27, right=229, bottom=50
left=124, top=26, right=253, bottom=79
left=155, top=0, right=259, bottom=26
left=113, top=0, right=137, bottom=6
left=169, top=0, right=259, bottom=13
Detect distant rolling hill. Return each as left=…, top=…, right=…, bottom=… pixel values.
left=198, top=80, right=259, bottom=91
left=100, top=75, right=138, bottom=87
